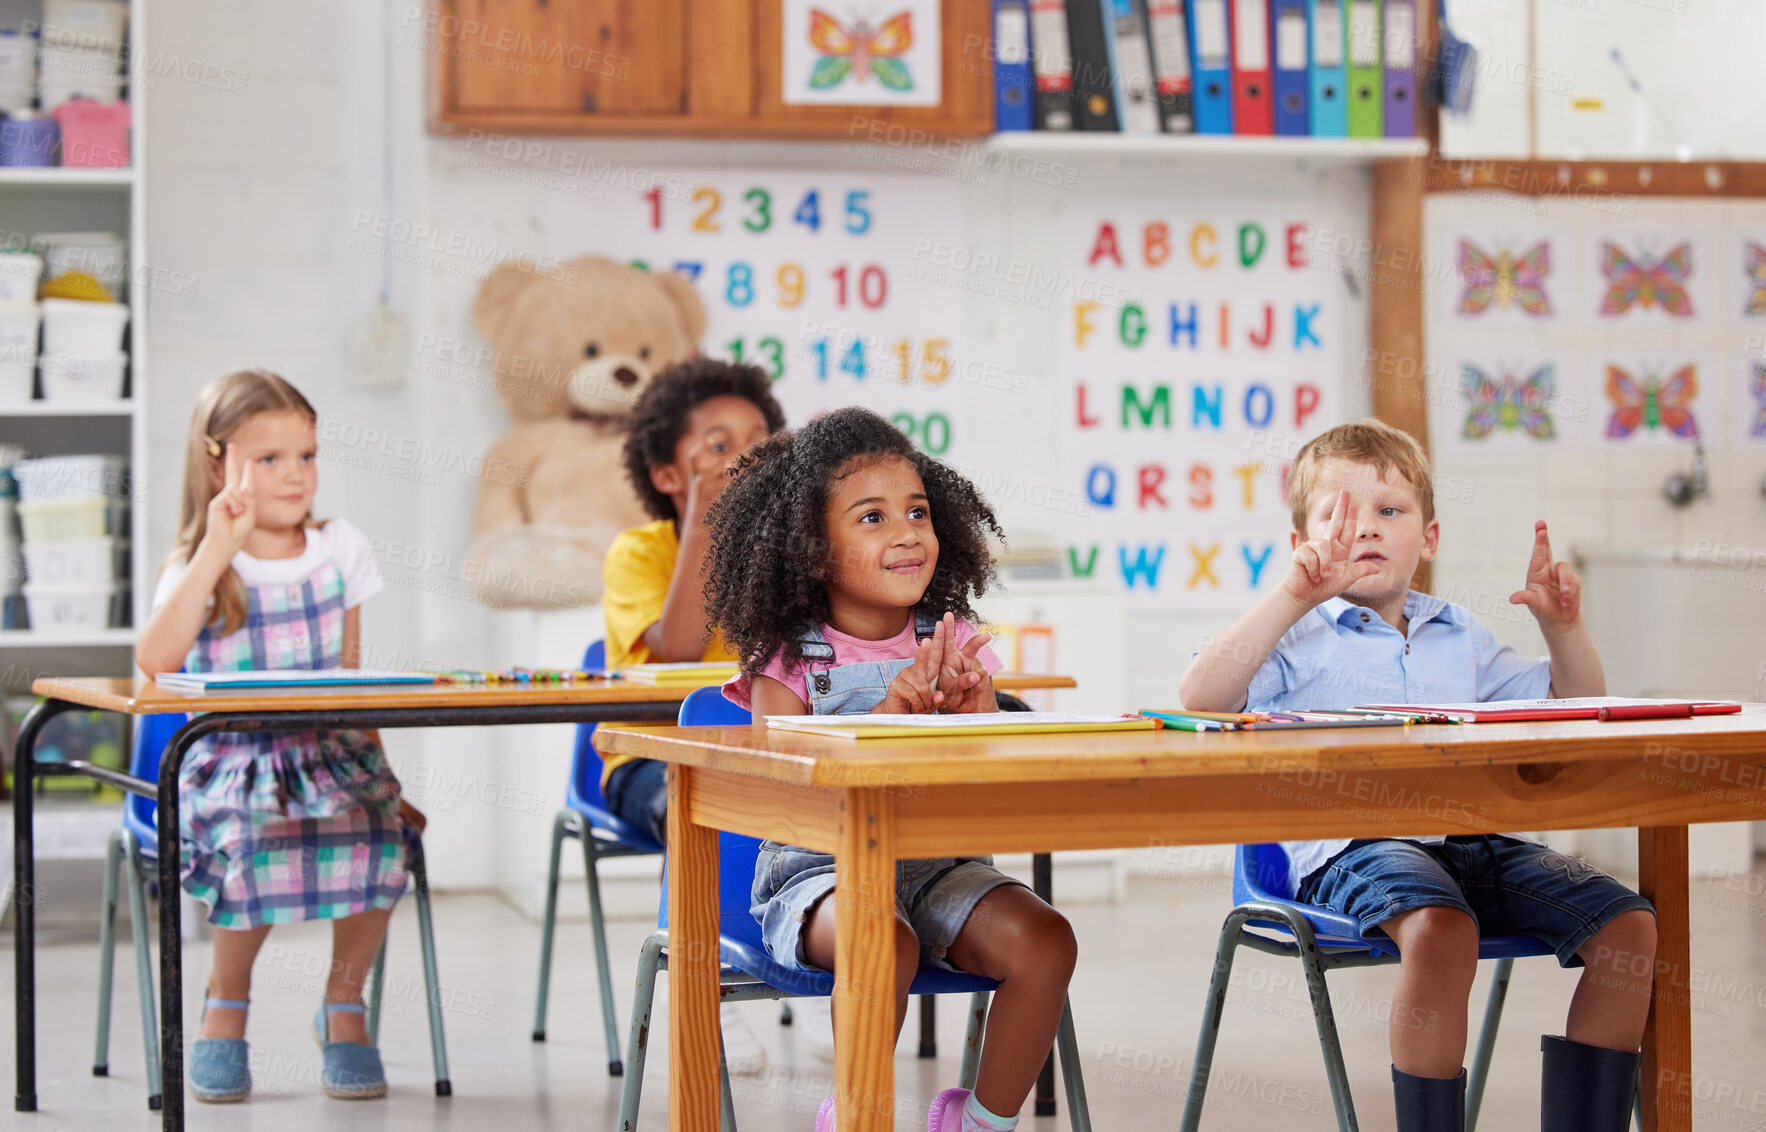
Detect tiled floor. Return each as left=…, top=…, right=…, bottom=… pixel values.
left=10, top=869, right=1766, bottom=1130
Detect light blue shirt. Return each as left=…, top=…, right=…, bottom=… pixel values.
left=1243, top=591, right=1553, bottom=887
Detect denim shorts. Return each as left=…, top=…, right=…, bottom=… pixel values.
left=751, top=842, right=1024, bottom=974
left=1298, top=836, right=1655, bottom=966
left=603, top=758, right=668, bottom=845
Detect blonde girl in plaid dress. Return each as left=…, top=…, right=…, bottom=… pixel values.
left=136, top=370, right=416, bottom=1103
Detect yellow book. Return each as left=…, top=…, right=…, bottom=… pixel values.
left=616, top=662, right=741, bottom=686
left=764, top=712, right=1162, bottom=740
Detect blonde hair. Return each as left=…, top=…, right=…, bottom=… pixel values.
left=169, top=369, right=319, bottom=635
left=1287, top=418, right=1434, bottom=532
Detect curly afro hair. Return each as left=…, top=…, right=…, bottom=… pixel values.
left=622, top=358, right=787, bottom=522
left=703, top=406, right=1003, bottom=678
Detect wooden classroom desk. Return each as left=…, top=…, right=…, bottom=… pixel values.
left=595, top=706, right=1766, bottom=1132
left=7, top=672, right=1068, bottom=1132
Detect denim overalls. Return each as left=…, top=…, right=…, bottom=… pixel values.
left=748, top=611, right=1021, bottom=972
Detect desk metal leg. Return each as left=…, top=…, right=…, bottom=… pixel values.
left=667, top=765, right=722, bottom=1132
left=13, top=698, right=77, bottom=1113
left=1033, top=852, right=1056, bottom=1118
left=1639, top=826, right=1691, bottom=1132
left=835, top=787, right=897, bottom=1132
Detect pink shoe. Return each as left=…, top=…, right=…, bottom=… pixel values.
left=815, top=1093, right=837, bottom=1132
left=927, top=1087, right=970, bottom=1131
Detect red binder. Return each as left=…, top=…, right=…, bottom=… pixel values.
left=1228, top=0, right=1273, bottom=134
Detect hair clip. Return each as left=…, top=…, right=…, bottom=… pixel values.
left=204, top=435, right=222, bottom=458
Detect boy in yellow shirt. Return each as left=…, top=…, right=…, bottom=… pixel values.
left=601, top=358, right=784, bottom=841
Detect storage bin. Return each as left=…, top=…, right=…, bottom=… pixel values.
left=52, top=97, right=128, bottom=167
left=42, top=0, right=129, bottom=51
left=14, top=453, right=128, bottom=500
left=39, top=350, right=124, bottom=401
left=0, top=348, right=35, bottom=403
left=21, top=534, right=125, bottom=585
left=0, top=114, right=57, bottom=166
left=0, top=252, right=44, bottom=304
left=34, top=232, right=124, bottom=294
left=41, top=298, right=125, bottom=352
left=22, top=579, right=121, bottom=631
left=18, top=496, right=126, bottom=540
left=0, top=304, right=39, bottom=353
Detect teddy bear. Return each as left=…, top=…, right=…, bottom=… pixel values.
left=467, top=255, right=706, bottom=608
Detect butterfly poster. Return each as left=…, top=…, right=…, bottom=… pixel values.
left=782, top=0, right=942, bottom=107
left=1456, top=362, right=1560, bottom=442
left=1597, top=240, right=1695, bottom=319
left=1601, top=362, right=1701, bottom=443
left=1456, top=240, right=1552, bottom=318
left=1743, top=242, right=1766, bottom=316
left=1746, top=361, right=1766, bottom=440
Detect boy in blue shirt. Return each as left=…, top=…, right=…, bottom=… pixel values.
left=1180, top=420, right=1655, bottom=1132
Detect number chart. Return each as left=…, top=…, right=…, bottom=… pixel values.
left=546, top=171, right=969, bottom=458
left=1057, top=202, right=1345, bottom=613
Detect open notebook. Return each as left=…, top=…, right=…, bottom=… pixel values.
left=155, top=669, right=435, bottom=690
left=764, top=712, right=1161, bottom=740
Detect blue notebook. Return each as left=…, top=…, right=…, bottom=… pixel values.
left=155, top=669, right=436, bottom=690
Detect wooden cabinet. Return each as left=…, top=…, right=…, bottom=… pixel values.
left=425, top=0, right=991, bottom=137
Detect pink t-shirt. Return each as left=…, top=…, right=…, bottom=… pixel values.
left=723, top=616, right=1004, bottom=711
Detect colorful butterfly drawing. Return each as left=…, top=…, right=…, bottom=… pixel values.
left=1605, top=364, right=1699, bottom=439
left=1599, top=241, right=1693, bottom=317
left=1460, top=363, right=1557, bottom=440
left=1750, top=363, right=1766, bottom=438
left=808, top=9, right=915, bottom=91
left=1744, top=242, right=1766, bottom=316
left=1457, top=240, right=1551, bottom=316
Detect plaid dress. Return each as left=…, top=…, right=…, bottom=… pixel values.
left=178, top=546, right=407, bottom=929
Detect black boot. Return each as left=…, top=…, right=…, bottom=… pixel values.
left=1541, top=1035, right=1640, bottom=1132
left=1394, top=1065, right=1467, bottom=1132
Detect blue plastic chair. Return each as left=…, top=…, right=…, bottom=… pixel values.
left=1179, top=843, right=1559, bottom=1132
left=92, top=710, right=453, bottom=1109
left=532, top=640, right=668, bottom=1075
left=616, top=686, right=1093, bottom=1131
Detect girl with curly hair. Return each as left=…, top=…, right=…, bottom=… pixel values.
left=707, top=407, right=1078, bottom=1132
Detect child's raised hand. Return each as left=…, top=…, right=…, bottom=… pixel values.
left=1283, top=489, right=1382, bottom=608
left=878, top=617, right=949, bottom=713
left=932, top=611, right=998, bottom=714
left=1509, top=520, right=1582, bottom=634
left=205, top=443, right=257, bottom=554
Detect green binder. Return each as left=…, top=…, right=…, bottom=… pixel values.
left=1346, top=0, right=1383, bottom=137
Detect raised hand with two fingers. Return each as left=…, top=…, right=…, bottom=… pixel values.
left=206, top=442, right=258, bottom=556
left=930, top=611, right=998, bottom=714
left=1282, top=488, right=1383, bottom=609
left=1509, top=520, right=1582, bottom=633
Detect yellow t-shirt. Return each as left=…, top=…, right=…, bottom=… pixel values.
left=600, top=519, right=737, bottom=786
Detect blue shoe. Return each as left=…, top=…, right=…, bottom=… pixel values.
left=312, top=1002, right=387, bottom=1100
left=189, top=997, right=251, bottom=1103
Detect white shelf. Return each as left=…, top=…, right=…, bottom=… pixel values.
left=0, top=401, right=135, bottom=417
left=986, top=133, right=1429, bottom=165
left=0, top=167, right=133, bottom=187
left=0, top=628, right=134, bottom=648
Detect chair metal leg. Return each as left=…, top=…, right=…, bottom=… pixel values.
left=1033, top=852, right=1056, bottom=1118
left=957, top=991, right=990, bottom=1091
left=918, top=995, right=937, bottom=1058
left=93, top=827, right=123, bottom=1077
left=1465, top=955, right=1514, bottom=1131
left=1055, top=997, right=1092, bottom=1132
left=719, top=1037, right=737, bottom=1132
left=1179, top=913, right=1246, bottom=1132
left=366, top=937, right=388, bottom=1046
left=1287, top=913, right=1361, bottom=1132
left=410, top=850, right=453, bottom=1096
left=580, top=823, right=626, bottom=1076
left=121, top=834, right=161, bottom=1109
left=619, top=931, right=668, bottom=1131
left=532, top=809, right=571, bottom=1042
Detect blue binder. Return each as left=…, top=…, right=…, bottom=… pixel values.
left=1306, top=0, right=1347, bottom=135
left=1187, top=0, right=1233, bottom=134
left=993, top=0, right=1035, bottom=130
left=1271, top=0, right=1309, bottom=135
